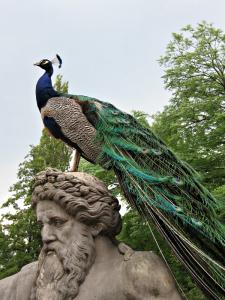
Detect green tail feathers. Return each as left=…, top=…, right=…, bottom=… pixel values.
left=91, top=100, right=225, bottom=299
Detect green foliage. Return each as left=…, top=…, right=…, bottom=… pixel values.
left=132, top=110, right=151, bottom=129
left=79, top=158, right=121, bottom=198
left=54, top=74, right=69, bottom=93
left=156, top=21, right=225, bottom=190
left=0, top=208, right=41, bottom=279
left=159, top=22, right=225, bottom=98
left=0, top=75, right=71, bottom=278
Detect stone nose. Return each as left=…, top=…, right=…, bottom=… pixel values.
left=41, top=224, right=56, bottom=244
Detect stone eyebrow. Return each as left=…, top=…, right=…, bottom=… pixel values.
left=37, top=215, right=67, bottom=222
left=49, top=216, right=67, bottom=221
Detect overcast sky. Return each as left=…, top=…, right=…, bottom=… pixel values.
left=1, top=0, right=225, bottom=211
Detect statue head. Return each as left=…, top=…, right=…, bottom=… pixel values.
left=31, top=168, right=122, bottom=300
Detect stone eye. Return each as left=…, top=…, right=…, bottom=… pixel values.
left=51, top=217, right=66, bottom=227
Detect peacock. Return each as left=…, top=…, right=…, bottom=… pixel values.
left=34, top=55, right=225, bottom=299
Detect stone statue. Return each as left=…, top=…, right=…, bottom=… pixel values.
left=0, top=169, right=182, bottom=300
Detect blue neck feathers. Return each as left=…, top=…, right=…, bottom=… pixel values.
left=35, top=68, right=59, bottom=111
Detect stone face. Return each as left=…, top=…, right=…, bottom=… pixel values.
left=0, top=169, right=182, bottom=300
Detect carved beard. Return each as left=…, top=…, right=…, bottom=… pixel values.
left=30, top=226, right=96, bottom=300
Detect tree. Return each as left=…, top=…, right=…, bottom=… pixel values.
left=0, top=75, right=71, bottom=278
left=155, top=21, right=225, bottom=190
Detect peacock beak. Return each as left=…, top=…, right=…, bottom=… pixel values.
left=34, top=61, right=41, bottom=67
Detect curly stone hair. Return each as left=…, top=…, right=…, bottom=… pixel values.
left=32, top=168, right=122, bottom=237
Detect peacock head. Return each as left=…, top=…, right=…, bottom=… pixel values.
left=34, top=59, right=52, bottom=71
left=34, top=54, right=62, bottom=72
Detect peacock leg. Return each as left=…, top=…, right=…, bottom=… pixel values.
left=69, top=150, right=81, bottom=172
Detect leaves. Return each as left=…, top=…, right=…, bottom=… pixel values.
left=0, top=75, right=71, bottom=277
left=156, top=21, right=225, bottom=190
left=160, top=22, right=225, bottom=97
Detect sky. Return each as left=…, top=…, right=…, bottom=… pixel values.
left=1, top=0, right=225, bottom=211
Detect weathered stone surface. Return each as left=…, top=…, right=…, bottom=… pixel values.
left=0, top=169, right=182, bottom=299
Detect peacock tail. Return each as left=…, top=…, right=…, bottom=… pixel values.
left=72, top=95, right=225, bottom=299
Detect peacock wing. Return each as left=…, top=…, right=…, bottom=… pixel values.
left=40, top=96, right=102, bottom=163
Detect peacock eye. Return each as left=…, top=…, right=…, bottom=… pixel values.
left=41, top=60, right=49, bottom=65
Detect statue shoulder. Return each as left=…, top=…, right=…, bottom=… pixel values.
left=16, top=261, right=38, bottom=299
left=123, top=251, right=182, bottom=300
left=0, top=272, right=18, bottom=300
left=19, top=261, right=38, bottom=275
left=0, top=261, right=38, bottom=300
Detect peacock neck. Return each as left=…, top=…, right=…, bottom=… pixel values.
left=35, top=69, right=59, bottom=111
